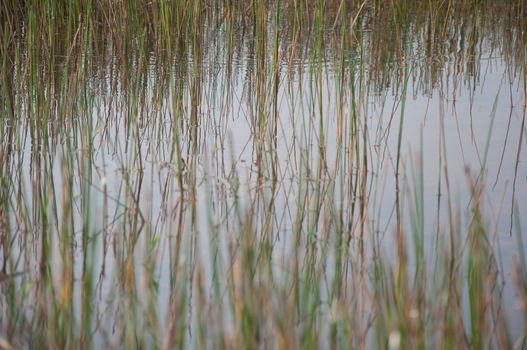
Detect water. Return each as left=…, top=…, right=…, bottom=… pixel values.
left=1, top=4, right=526, bottom=348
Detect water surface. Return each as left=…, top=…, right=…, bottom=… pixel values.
left=1, top=3, right=526, bottom=348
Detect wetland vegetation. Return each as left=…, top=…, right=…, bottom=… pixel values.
left=0, top=0, right=527, bottom=348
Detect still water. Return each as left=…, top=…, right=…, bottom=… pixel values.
left=1, top=5, right=527, bottom=348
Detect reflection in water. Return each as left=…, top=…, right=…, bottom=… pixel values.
left=1, top=2, right=526, bottom=348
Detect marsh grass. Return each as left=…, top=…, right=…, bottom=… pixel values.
left=1, top=0, right=527, bottom=349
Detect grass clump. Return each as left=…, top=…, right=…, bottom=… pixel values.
left=0, top=0, right=526, bottom=348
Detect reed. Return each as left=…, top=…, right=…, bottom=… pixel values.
left=0, top=0, right=526, bottom=348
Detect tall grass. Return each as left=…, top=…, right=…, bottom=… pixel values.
left=0, top=0, right=526, bottom=348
